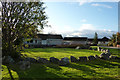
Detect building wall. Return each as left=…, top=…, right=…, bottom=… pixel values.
left=47, top=39, right=63, bottom=46
left=98, top=41, right=109, bottom=45
left=64, top=41, right=87, bottom=45
left=24, top=38, right=41, bottom=45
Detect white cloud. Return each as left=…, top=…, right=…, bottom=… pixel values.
left=81, top=19, right=87, bottom=22
left=76, top=0, right=94, bottom=5
left=91, top=3, right=112, bottom=8
left=79, top=24, right=96, bottom=31
left=62, top=29, right=116, bottom=38
left=42, top=22, right=75, bottom=34
left=43, top=0, right=119, bottom=2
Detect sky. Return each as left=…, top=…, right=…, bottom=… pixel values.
left=42, top=1, right=118, bottom=38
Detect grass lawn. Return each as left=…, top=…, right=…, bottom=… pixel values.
left=2, top=48, right=120, bottom=80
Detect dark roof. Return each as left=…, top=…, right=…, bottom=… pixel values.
left=88, top=38, right=94, bottom=41
left=37, top=34, right=63, bottom=40
left=88, top=37, right=110, bottom=41
left=64, top=37, right=88, bottom=41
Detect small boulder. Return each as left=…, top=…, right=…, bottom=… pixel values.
left=59, top=60, right=67, bottom=66
left=50, top=57, right=59, bottom=64
left=37, top=57, right=49, bottom=64
left=78, top=56, right=87, bottom=62
left=100, top=53, right=109, bottom=60
left=70, top=56, right=78, bottom=62
left=95, top=55, right=100, bottom=59
left=75, top=46, right=80, bottom=49
left=24, top=57, right=37, bottom=63
left=109, top=56, right=120, bottom=60
left=105, top=49, right=110, bottom=53
left=2, top=56, right=15, bottom=64
left=88, top=56, right=96, bottom=60
left=19, top=61, right=30, bottom=70
left=105, top=52, right=111, bottom=57
left=97, top=47, right=101, bottom=51
left=61, top=57, right=70, bottom=64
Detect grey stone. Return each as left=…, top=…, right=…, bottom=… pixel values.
left=24, top=57, right=37, bottom=63
left=100, top=53, right=109, bottom=60
left=19, top=61, right=30, bottom=70
left=50, top=57, right=59, bottom=64
left=105, top=52, right=111, bottom=57
left=109, top=56, right=120, bottom=60
left=70, top=56, right=78, bottom=62
left=37, top=57, right=49, bottom=64
left=59, top=60, right=67, bottom=66
left=95, top=55, right=100, bottom=59
left=97, top=47, right=101, bottom=51
left=2, top=56, right=15, bottom=64
left=78, top=56, right=87, bottom=62
left=88, top=56, right=96, bottom=60
left=61, top=57, right=70, bottom=64
left=105, top=49, right=110, bottom=53
left=75, top=46, right=80, bottom=49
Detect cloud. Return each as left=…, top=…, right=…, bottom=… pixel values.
left=42, top=22, right=75, bottom=34
left=75, top=0, right=119, bottom=6
left=79, top=24, right=96, bottom=31
left=81, top=19, right=87, bottom=22
left=91, top=3, right=112, bottom=8
left=76, top=0, right=94, bottom=5
left=62, top=29, right=116, bottom=38
left=43, top=0, right=119, bottom=3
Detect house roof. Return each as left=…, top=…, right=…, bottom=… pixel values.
left=88, top=37, right=110, bottom=41
left=64, top=37, right=88, bottom=41
left=37, top=34, right=63, bottom=40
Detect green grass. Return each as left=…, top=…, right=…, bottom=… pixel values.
left=2, top=48, right=120, bottom=80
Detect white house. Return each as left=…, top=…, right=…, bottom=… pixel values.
left=63, top=37, right=88, bottom=45
left=24, top=34, right=63, bottom=48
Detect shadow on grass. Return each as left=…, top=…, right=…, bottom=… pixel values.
left=85, top=59, right=120, bottom=68
left=2, top=63, right=62, bottom=80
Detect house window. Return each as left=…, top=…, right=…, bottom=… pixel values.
left=30, top=40, right=33, bottom=43
left=35, top=40, right=37, bottom=43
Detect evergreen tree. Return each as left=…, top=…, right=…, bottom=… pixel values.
left=93, top=32, right=98, bottom=45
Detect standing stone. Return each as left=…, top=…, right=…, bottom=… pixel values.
left=95, top=55, right=100, bottom=59
left=75, top=46, right=80, bottom=49
left=2, top=56, right=15, bottom=64
left=78, top=56, right=87, bottom=62
left=59, top=60, right=67, bottom=66
left=61, top=57, right=70, bottom=64
left=100, top=53, right=109, bottom=60
left=37, top=57, right=49, bottom=64
left=105, top=49, right=110, bottom=53
left=105, top=52, right=111, bottom=57
left=101, top=49, right=103, bottom=52
left=19, top=61, right=30, bottom=70
left=70, top=56, right=78, bottom=62
left=97, top=47, right=101, bottom=51
left=109, top=56, right=120, bottom=60
left=50, top=57, right=59, bottom=64
left=88, top=56, right=96, bottom=60
left=24, top=57, right=37, bottom=63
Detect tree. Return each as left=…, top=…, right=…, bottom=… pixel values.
left=116, top=32, right=120, bottom=44
left=93, top=32, right=98, bottom=45
left=108, top=33, right=117, bottom=47
left=1, top=2, right=48, bottom=58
